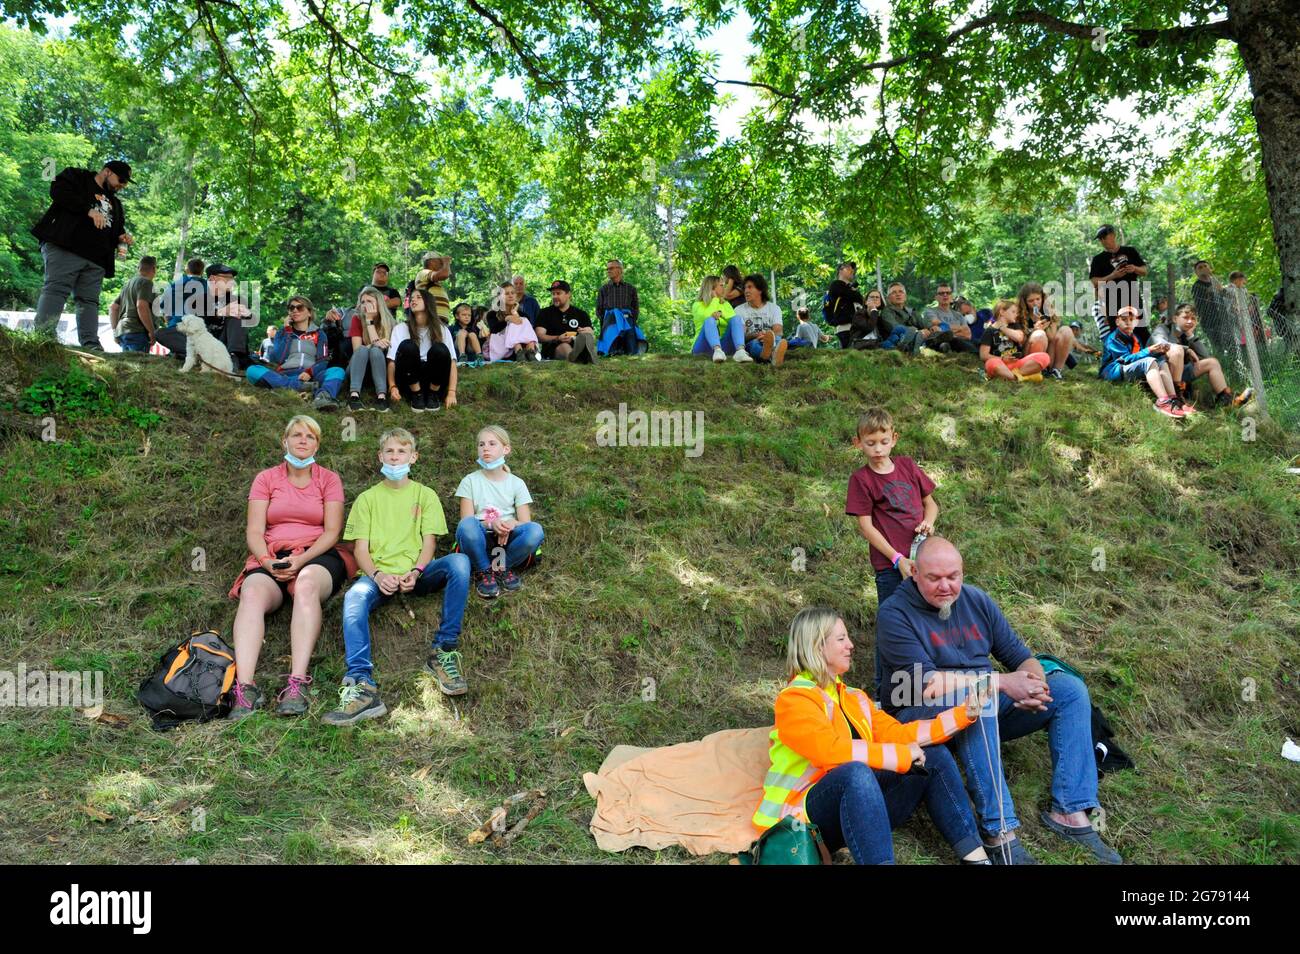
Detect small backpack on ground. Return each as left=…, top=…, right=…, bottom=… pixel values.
left=137, top=629, right=237, bottom=731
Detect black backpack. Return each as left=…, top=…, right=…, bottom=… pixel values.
left=137, top=630, right=237, bottom=731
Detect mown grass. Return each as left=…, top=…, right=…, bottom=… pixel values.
left=1, top=328, right=1298, bottom=865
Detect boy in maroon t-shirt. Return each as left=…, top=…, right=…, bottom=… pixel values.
left=845, top=406, right=939, bottom=608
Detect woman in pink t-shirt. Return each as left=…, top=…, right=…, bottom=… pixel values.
left=227, top=414, right=357, bottom=719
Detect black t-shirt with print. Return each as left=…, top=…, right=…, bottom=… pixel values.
left=536, top=305, right=592, bottom=338
left=980, top=321, right=1026, bottom=359
left=1089, top=245, right=1147, bottom=317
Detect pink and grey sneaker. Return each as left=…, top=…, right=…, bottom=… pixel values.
left=228, top=681, right=265, bottom=720
left=1153, top=396, right=1185, bottom=419
left=274, top=674, right=313, bottom=717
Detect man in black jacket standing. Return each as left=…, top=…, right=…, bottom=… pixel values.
left=825, top=262, right=863, bottom=348
left=31, top=161, right=135, bottom=350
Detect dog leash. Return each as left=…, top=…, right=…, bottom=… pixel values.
left=195, top=355, right=246, bottom=379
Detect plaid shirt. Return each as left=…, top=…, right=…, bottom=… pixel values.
left=595, top=280, right=639, bottom=325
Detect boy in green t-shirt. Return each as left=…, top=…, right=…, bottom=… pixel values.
left=323, top=428, right=471, bottom=726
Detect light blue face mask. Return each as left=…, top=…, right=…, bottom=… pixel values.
left=381, top=463, right=410, bottom=481
left=284, top=453, right=315, bottom=469
left=477, top=456, right=506, bottom=471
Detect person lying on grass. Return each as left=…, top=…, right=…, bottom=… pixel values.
left=1099, top=305, right=1187, bottom=419
left=980, top=299, right=1050, bottom=382
left=878, top=537, right=1122, bottom=865
left=455, top=425, right=545, bottom=600
left=753, top=607, right=991, bottom=865
left=228, top=414, right=355, bottom=719
left=1149, top=303, right=1252, bottom=411
left=844, top=406, right=938, bottom=695
left=324, top=427, right=472, bottom=727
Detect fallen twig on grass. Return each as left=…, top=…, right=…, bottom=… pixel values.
left=467, top=789, right=546, bottom=846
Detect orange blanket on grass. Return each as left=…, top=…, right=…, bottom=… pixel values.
left=583, top=726, right=772, bottom=856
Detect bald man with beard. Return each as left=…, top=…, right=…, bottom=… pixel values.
left=875, top=537, right=1122, bottom=865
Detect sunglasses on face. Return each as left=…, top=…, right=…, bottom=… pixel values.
left=288, top=304, right=307, bottom=312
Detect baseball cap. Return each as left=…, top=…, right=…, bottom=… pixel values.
left=548, top=280, right=571, bottom=292
left=421, top=251, right=442, bottom=266
left=206, top=263, right=237, bottom=277
left=372, top=262, right=391, bottom=272
left=104, top=160, right=133, bottom=184
left=1095, top=224, right=1116, bottom=240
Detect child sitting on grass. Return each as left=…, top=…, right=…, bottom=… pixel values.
left=844, top=406, right=938, bottom=695
left=455, top=425, right=545, bottom=600
left=1149, top=303, right=1251, bottom=410
left=452, top=302, right=484, bottom=366
left=789, top=307, right=831, bottom=349
left=979, top=299, right=1050, bottom=382
left=1099, top=305, right=1186, bottom=419
left=323, top=428, right=472, bottom=726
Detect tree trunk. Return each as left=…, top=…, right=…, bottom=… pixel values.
left=1231, top=0, right=1300, bottom=344
left=173, top=149, right=197, bottom=281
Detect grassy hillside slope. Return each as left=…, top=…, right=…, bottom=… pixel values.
left=1, top=328, right=1298, bottom=864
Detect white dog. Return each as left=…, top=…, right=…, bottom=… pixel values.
left=177, top=315, right=235, bottom=374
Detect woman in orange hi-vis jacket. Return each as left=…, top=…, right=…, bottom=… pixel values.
left=753, top=607, right=990, bottom=864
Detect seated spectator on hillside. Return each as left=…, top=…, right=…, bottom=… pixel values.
left=257, top=325, right=278, bottom=362
left=366, top=263, right=403, bottom=315
left=922, top=283, right=977, bottom=354
left=596, top=259, right=641, bottom=356
left=154, top=257, right=207, bottom=350
left=536, top=280, right=596, bottom=363
left=1152, top=296, right=1169, bottom=323
left=1099, top=305, right=1185, bottom=418
left=752, top=606, right=989, bottom=866
left=246, top=296, right=347, bottom=412
left=203, top=263, right=252, bottom=369
left=1150, top=304, right=1249, bottom=410
left=346, top=287, right=396, bottom=411
left=388, top=288, right=457, bottom=411
left=788, top=307, right=830, bottom=349
left=733, top=273, right=787, bottom=367
left=879, top=537, right=1123, bottom=865
left=825, top=261, right=864, bottom=348
left=227, top=414, right=356, bottom=719
left=486, top=282, right=541, bottom=363
left=452, top=302, right=484, bottom=365
left=955, top=297, right=986, bottom=342
left=980, top=299, right=1049, bottom=383
left=1066, top=321, right=1100, bottom=361
left=690, top=274, right=744, bottom=363
left=721, top=264, right=746, bottom=313
left=513, top=274, right=541, bottom=324
left=1017, top=281, right=1076, bottom=380
left=882, top=282, right=939, bottom=348
left=850, top=289, right=921, bottom=354
left=109, top=255, right=159, bottom=352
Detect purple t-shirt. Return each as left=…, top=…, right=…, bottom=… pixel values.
left=845, top=456, right=936, bottom=572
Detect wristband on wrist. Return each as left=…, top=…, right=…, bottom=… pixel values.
left=891, top=552, right=904, bottom=568
left=414, top=563, right=426, bottom=573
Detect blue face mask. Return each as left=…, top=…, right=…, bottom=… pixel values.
left=284, top=453, right=315, bottom=469
left=477, top=456, right=506, bottom=471
left=381, top=463, right=410, bottom=481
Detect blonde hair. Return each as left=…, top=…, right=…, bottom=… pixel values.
left=477, top=425, right=512, bottom=472
left=379, top=427, right=416, bottom=452
left=991, top=298, right=1019, bottom=324
left=786, top=607, right=840, bottom=687
left=698, top=275, right=720, bottom=303
left=856, top=407, right=894, bottom=438
left=357, top=286, right=396, bottom=344
left=282, top=414, right=322, bottom=444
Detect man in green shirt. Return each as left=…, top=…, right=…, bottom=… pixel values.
left=110, top=256, right=158, bottom=352
left=324, top=428, right=471, bottom=726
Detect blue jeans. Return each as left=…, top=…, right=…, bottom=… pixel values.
left=340, top=553, right=470, bottom=684
left=691, top=315, right=747, bottom=355
left=118, top=332, right=151, bottom=352
left=804, top=751, right=983, bottom=864
left=455, top=516, right=545, bottom=573
left=247, top=364, right=346, bottom=398
left=873, top=567, right=905, bottom=697
left=894, top=671, right=1097, bottom=836
left=745, top=333, right=784, bottom=360
left=881, top=325, right=920, bottom=353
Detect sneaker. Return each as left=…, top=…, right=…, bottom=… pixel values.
left=409, top=390, right=427, bottom=412
left=496, top=568, right=522, bottom=593
left=227, top=681, right=265, bottom=720
left=425, top=649, right=468, bottom=696
left=1174, top=397, right=1197, bottom=414
left=758, top=330, right=775, bottom=362
left=984, top=835, right=1038, bottom=865
left=1039, top=811, right=1122, bottom=865
left=1045, top=367, right=1063, bottom=380
left=772, top=338, right=788, bottom=368
left=312, top=390, right=338, bottom=412
left=732, top=347, right=754, bottom=363
left=1214, top=389, right=1233, bottom=408
left=532, top=349, right=542, bottom=362
left=1232, top=386, right=1254, bottom=409
left=348, top=393, right=364, bottom=412
left=473, top=569, right=500, bottom=599
left=425, top=395, right=443, bottom=412
left=321, top=678, right=387, bottom=727
left=274, top=673, right=313, bottom=716
left=1014, top=370, right=1044, bottom=383
left=375, top=393, right=392, bottom=413
left=712, top=346, right=726, bottom=364
left=1154, top=396, right=1185, bottom=418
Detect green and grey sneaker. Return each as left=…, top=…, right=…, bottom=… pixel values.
left=274, top=673, right=313, bottom=716
left=321, top=678, right=387, bottom=726
left=228, top=681, right=265, bottom=720
left=425, top=649, right=468, bottom=696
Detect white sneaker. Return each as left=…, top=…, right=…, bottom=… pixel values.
left=712, top=346, right=726, bottom=363
left=732, top=348, right=754, bottom=363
